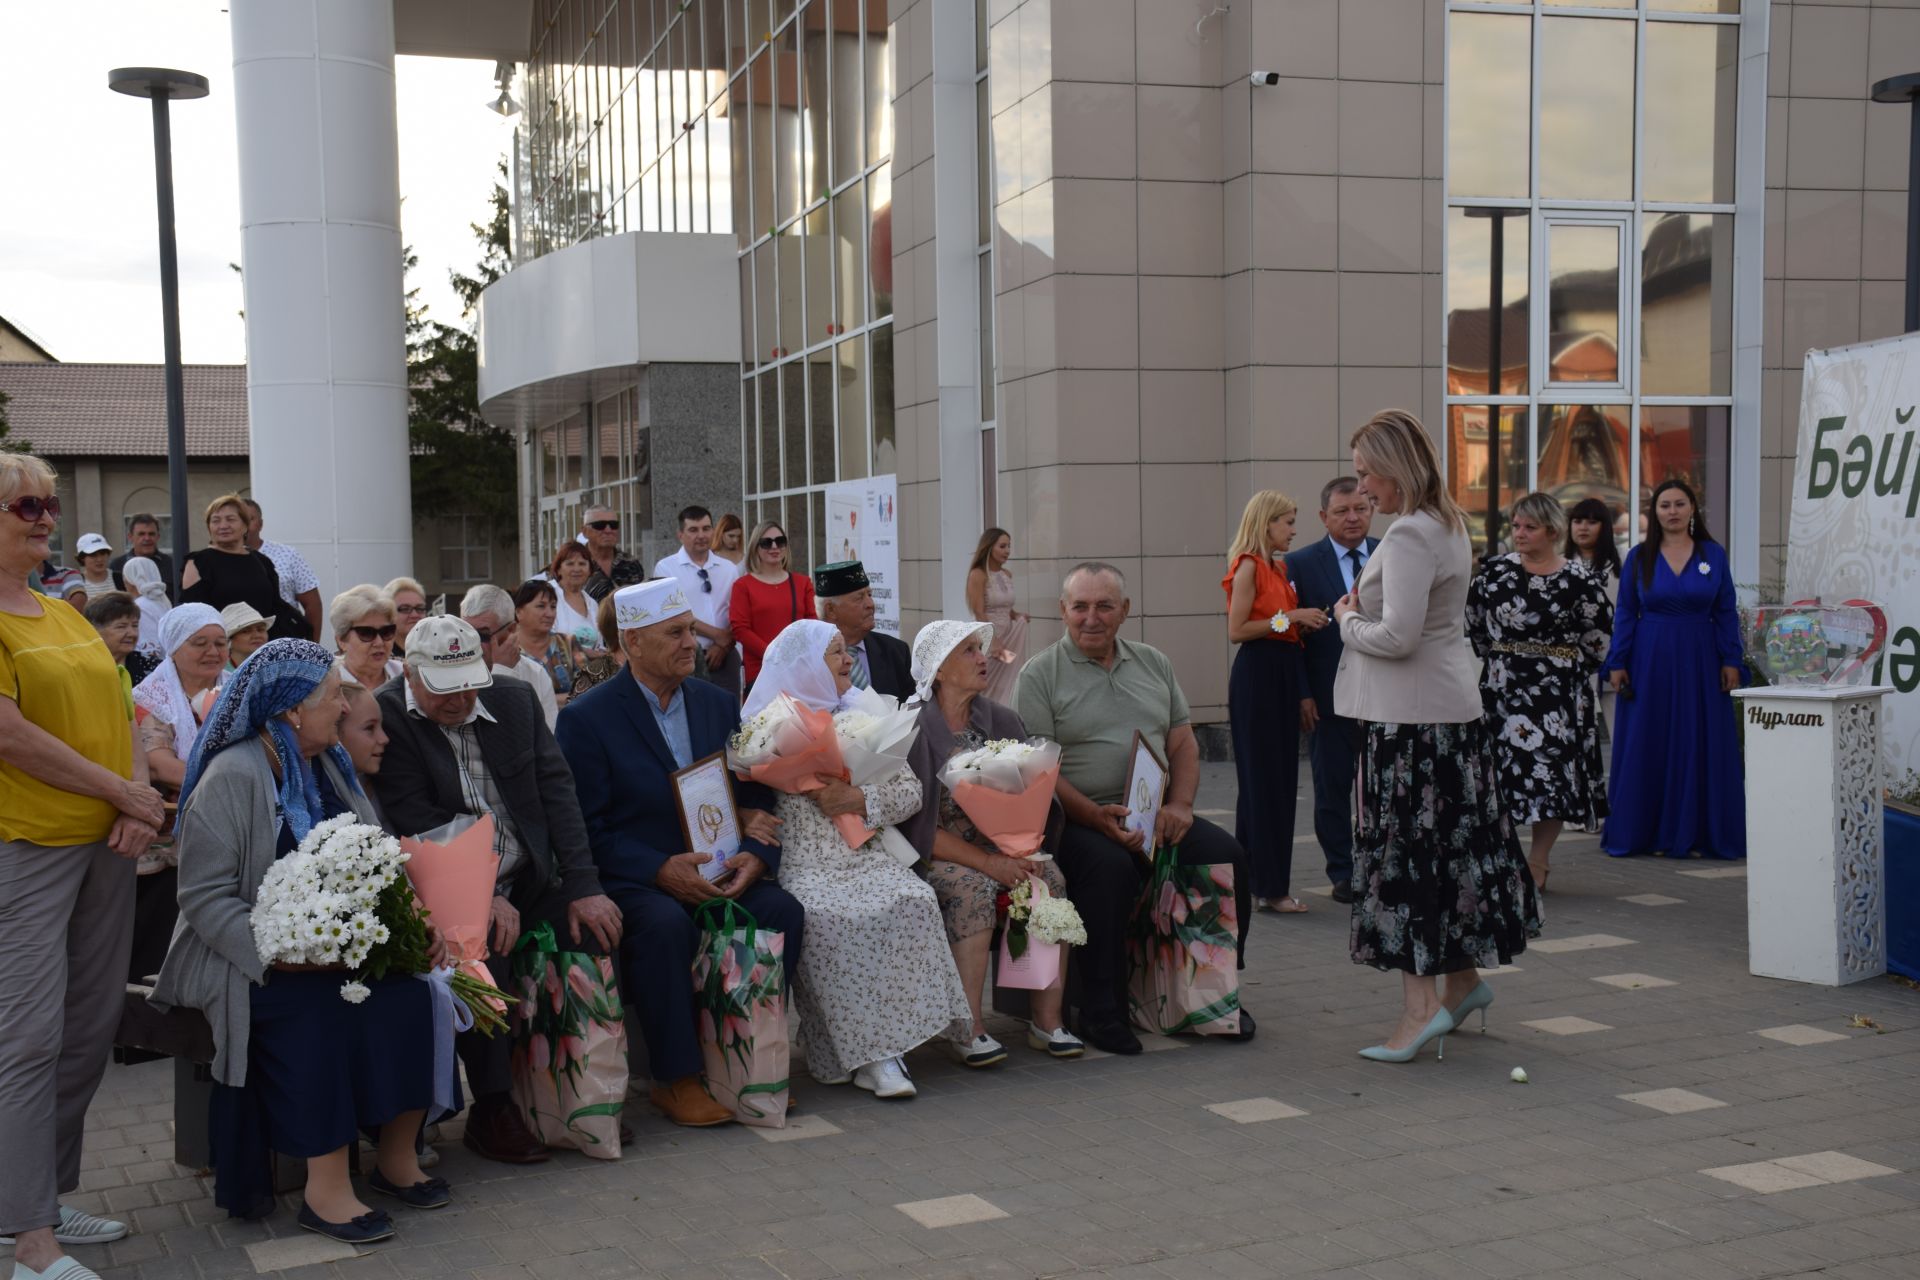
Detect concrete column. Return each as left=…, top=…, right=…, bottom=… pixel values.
left=929, top=0, right=983, bottom=621
left=230, top=0, right=411, bottom=606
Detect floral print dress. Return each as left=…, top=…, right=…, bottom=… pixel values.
left=1465, top=554, right=1614, bottom=829
left=774, top=739, right=974, bottom=1080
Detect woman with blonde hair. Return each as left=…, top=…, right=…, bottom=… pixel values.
left=965, top=527, right=1028, bottom=703
left=329, top=585, right=402, bottom=689
left=1333, top=410, right=1538, bottom=1063
left=383, top=577, right=429, bottom=656
left=1223, top=490, right=1327, bottom=913
left=729, top=519, right=815, bottom=688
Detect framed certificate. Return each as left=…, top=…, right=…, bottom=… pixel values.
left=1122, top=731, right=1168, bottom=853
left=672, top=752, right=743, bottom=882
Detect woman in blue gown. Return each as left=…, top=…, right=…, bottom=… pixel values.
left=1602, top=480, right=1746, bottom=859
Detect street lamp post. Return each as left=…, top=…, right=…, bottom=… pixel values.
left=109, top=67, right=209, bottom=600
left=1873, top=73, right=1920, bottom=333
left=1464, top=206, right=1527, bottom=558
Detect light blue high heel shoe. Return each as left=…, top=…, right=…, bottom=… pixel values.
left=1450, top=981, right=1495, bottom=1032
left=1358, top=1007, right=1455, bottom=1063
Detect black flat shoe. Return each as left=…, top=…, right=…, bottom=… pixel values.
left=298, top=1202, right=395, bottom=1243
left=1080, top=1017, right=1143, bottom=1056
left=1330, top=883, right=1355, bottom=905
left=367, top=1169, right=451, bottom=1210
left=1232, top=1007, right=1257, bottom=1042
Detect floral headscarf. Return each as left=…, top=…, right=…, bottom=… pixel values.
left=741, top=619, right=847, bottom=719
left=180, top=637, right=358, bottom=842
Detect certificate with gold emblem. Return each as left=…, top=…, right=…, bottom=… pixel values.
left=1122, top=731, right=1167, bottom=854
left=672, top=752, right=743, bottom=882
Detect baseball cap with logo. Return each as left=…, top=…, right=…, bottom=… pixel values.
left=76, top=532, right=114, bottom=555
left=403, top=616, right=495, bottom=694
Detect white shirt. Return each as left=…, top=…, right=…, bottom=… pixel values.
left=257, top=539, right=318, bottom=609
left=494, top=654, right=559, bottom=730
left=652, top=546, right=738, bottom=649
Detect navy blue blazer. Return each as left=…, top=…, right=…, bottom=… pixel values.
left=1283, top=534, right=1379, bottom=715
left=554, top=671, right=782, bottom=898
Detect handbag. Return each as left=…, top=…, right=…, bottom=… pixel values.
left=691, top=898, right=790, bottom=1128
left=1126, top=844, right=1242, bottom=1036
left=507, top=921, right=627, bottom=1159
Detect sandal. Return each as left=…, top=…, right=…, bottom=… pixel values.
left=1273, top=897, right=1309, bottom=914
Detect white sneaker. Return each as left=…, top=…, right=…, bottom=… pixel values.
left=0, top=1205, right=129, bottom=1248
left=1026, top=1023, right=1085, bottom=1058
left=953, top=1033, right=1007, bottom=1068
left=12, top=1257, right=104, bottom=1279
left=852, top=1057, right=916, bottom=1098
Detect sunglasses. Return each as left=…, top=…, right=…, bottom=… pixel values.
left=394, top=603, right=429, bottom=616
left=2, top=494, right=60, bottom=523
left=696, top=567, right=712, bottom=593
left=348, top=624, right=398, bottom=642
left=586, top=520, right=620, bottom=531
left=757, top=535, right=789, bottom=550
left=473, top=625, right=515, bottom=645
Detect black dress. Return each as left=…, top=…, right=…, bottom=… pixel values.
left=183, top=548, right=301, bottom=640
left=1465, top=555, right=1614, bottom=829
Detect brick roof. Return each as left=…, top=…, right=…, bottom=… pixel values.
left=0, top=361, right=249, bottom=458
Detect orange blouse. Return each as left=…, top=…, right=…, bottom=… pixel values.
left=1222, top=553, right=1303, bottom=645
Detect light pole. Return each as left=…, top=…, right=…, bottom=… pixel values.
left=109, top=67, right=209, bottom=599
left=1872, top=73, right=1920, bottom=333
left=1464, top=206, right=1526, bottom=558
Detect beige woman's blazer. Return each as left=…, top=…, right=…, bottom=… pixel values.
left=1332, top=507, right=1484, bottom=726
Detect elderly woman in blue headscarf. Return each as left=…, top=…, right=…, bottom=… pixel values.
left=150, top=640, right=448, bottom=1241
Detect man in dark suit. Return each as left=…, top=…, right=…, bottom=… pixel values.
left=814, top=561, right=911, bottom=699
left=555, top=579, right=803, bottom=1128
left=1282, top=477, right=1379, bottom=904
left=372, top=616, right=624, bottom=1164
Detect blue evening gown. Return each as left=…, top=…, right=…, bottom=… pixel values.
left=1601, top=540, right=1747, bottom=859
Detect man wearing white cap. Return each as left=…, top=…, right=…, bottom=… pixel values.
left=372, top=617, right=623, bottom=1164
left=556, top=578, right=803, bottom=1128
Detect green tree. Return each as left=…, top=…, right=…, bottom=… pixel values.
left=0, top=388, right=29, bottom=453
left=407, top=170, right=516, bottom=536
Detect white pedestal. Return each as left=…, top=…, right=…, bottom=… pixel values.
left=1733, top=686, right=1890, bottom=986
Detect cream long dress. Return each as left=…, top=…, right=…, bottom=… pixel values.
left=775, top=748, right=973, bottom=1080
left=982, top=567, right=1028, bottom=704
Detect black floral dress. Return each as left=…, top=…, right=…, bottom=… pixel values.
left=1465, top=555, right=1614, bottom=829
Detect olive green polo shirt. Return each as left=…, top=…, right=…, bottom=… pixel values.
left=1013, top=634, right=1190, bottom=806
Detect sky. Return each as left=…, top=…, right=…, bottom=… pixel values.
left=0, top=3, right=516, bottom=365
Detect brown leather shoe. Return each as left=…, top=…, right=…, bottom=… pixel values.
left=461, top=1096, right=550, bottom=1164
left=649, top=1075, right=734, bottom=1127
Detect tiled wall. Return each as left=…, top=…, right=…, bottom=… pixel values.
left=967, top=0, right=1441, bottom=723
left=1764, top=0, right=1917, bottom=582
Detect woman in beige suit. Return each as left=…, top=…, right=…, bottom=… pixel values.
left=1332, top=410, right=1539, bottom=1064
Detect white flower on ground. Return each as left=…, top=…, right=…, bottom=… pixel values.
left=340, top=981, right=371, bottom=1004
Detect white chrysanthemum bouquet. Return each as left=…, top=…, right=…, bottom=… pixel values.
left=251, top=813, right=505, bottom=1030
left=1006, top=876, right=1086, bottom=951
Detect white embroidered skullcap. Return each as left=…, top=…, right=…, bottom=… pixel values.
left=909, top=619, right=994, bottom=705
left=613, top=578, right=692, bottom=631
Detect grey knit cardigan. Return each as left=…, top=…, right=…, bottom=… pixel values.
left=148, top=743, right=378, bottom=1087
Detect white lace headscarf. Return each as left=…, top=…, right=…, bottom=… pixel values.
left=132, top=603, right=224, bottom=761
left=742, top=619, right=847, bottom=720
left=909, top=619, right=994, bottom=705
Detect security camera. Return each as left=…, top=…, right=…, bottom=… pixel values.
left=1249, top=71, right=1281, bottom=87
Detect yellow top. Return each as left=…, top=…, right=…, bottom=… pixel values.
left=0, top=591, right=134, bottom=846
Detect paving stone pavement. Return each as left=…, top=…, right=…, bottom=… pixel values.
left=18, top=761, right=1920, bottom=1279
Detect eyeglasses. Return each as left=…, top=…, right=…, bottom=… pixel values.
left=394, top=603, right=429, bottom=616
left=757, top=535, right=789, bottom=550
left=473, top=625, right=515, bottom=645
left=1, top=495, right=59, bottom=523
left=348, top=624, right=398, bottom=642
left=586, top=520, right=620, bottom=531
left=696, top=567, right=712, bottom=593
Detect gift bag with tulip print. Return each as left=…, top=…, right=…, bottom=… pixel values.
left=691, top=898, right=790, bottom=1129
left=508, top=921, right=627, bottom=1159
left=1126, top=845, right=1242, bottom=1036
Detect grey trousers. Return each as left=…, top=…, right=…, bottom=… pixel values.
left=0, top=840, right=136, bottom=1235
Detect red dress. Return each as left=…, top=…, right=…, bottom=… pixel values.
left=731, top=572, right=818, bottom=683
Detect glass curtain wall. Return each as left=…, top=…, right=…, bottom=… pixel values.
left=1444, top=0, right=1741, bottom=560
left=519, top=0, right=893, bottom=576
